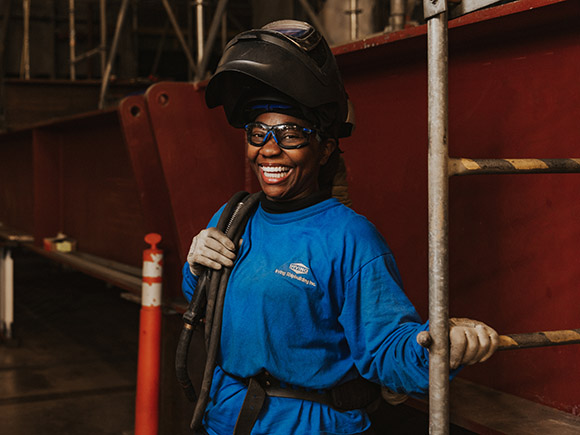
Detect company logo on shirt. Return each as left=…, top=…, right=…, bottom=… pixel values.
left=289, top=263, right=309, bottom=274
left=275, top=262, right=316, bottom=287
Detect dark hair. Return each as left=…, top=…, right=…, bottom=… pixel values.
left=318, top=145, right=340, bottom=193
left=319, top=146, right=352, bottom=207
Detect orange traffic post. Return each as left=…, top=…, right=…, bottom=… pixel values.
left=135, top=233, right=163, bottom=435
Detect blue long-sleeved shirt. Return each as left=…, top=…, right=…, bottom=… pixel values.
left=183, top=198, right=432, bottom=434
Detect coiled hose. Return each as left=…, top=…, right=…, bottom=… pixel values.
left=175, top=191, right=261, bottom=430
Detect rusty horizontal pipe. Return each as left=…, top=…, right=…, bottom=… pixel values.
left=449, top=158, right=580, bottom=176
left=499, top=328, right=580, bottom=350
left=417, top=328, right=580, bottom=351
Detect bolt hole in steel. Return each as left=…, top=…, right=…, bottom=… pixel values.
left=158, top=93, right=169, bottom=106
left=130, top=105, right=141, bottom=117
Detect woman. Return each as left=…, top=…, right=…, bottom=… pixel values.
left=183, top=20, right=498, bottom=435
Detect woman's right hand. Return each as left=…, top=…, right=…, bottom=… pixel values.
left=187, top=228, right=237, bottom=276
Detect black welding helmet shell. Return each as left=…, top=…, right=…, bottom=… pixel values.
left=205, top=20, right=354, bottom=138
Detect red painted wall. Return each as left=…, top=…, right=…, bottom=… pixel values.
left=333, top=0, right=580, bottom=415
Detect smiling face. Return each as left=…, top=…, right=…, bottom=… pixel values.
left=247, top=112, right=335, bottom=202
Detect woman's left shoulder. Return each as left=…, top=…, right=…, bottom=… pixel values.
left=324, top=200, right=389, bottom=247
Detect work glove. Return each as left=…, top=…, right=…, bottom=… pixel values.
left=381, top=386, right=408, bottom=406
left=449, top=318, right=499, bottom=369
left=417, top=318, right=499, bottom=369
left=187, top=227, right=237, bottom=276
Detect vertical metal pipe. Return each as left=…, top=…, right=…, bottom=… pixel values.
left=195, top=0, right=204, bottom=65
left=0, top=0, right=12, bottom=129
left=349, top=0, right=358, bottom=41
left=69, top=0, right=76, bottom=80
left=99, top=0, right=131, bottom=109
left=1, top=247, right=14, bottom=340
left=100, top=0, right=106, bottom=77
left=195, top=0, right=229, bottom=82
left=390, top=0, right=406, bottom=31
left=21, top=0, right=31, bottom=79
left=161, top=0, right=197, bottom=75
left=427, top=10, right=450, bottom=435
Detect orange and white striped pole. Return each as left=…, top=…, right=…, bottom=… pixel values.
left=135, top=233, right=163, bottom=435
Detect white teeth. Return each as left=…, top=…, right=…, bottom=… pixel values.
left=261, top=166, right=290, bottom=178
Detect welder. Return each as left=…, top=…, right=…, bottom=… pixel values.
left=182, top=19, right=498, bottom=435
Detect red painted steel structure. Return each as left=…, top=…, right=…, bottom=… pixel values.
left=119, top=0, right=580, bottom=416
left=0, top=0, right=578, bottom=428
left=0, top=111, right=147, bottom=290
left=332, top=0, right=580, bottom=415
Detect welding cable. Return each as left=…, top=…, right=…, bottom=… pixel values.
left=175, top=271, right=211, bottom=402
left=190, top=192, right=261, bottom=431
left=175, top=191, right=254, bottom=403
left=203, top=191, right=252, bottom=348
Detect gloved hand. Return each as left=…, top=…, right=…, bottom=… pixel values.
left=187, top=228, right=237, bottom=276
left=416, top=318, right=499, bottom=369
left=449, top=318, right=499, bottom=369
left=381, top=386, right=408, bottom=406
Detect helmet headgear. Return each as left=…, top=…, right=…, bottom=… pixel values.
left=205, top=20, right=354, bottom=138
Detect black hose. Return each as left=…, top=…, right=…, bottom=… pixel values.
left=203, top=191, right=249, bottom=347
left=175, top=273, right=213, bottom=401
left=174, top=191, right=260, bottom=430
left=191, top=192, right=260, bottom=430
left=175, top=192, right=250, bottom=402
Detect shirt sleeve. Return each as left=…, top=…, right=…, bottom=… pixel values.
left=339, top=253, right=433, bottom=395
left=181, top=204, right=227, bottom=302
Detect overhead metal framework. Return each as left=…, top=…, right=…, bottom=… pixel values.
left=1, top=0, right=423, bottom=114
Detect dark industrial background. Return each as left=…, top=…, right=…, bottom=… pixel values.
left=1, top=1, right=579, bottom=434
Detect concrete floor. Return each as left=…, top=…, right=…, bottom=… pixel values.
left=0, top=250, right=140, bottom=435
left=0, top=250, right=478, bottom=435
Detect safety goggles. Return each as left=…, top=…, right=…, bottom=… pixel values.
left=244, top=122, right=318, bottom=149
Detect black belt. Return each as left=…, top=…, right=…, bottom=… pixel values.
left=231, top=370, right=380, bottom=435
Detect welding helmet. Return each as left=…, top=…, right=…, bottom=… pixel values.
left=205, top=20, right=354, bottom=138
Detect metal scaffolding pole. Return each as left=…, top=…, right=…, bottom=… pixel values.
left=424, top=0, right=450, bottom=433
left=0, top=246, right=14, bottom=341
left=20, top=0, right=31, bottom=79
left=390, top=0, right=406, bottom=31
left=420, top=2, right=578, bottom=434
left=70, top=0, right=108, bottom=79
left=69, top=0, right=76, bottom=80
left=195, top=0, right=204, bottom=65
left=161, top=0, right=197, bottom=76
left=100, top=0, right=107, bottom=77
left=0, top=0, right=11, bottom=129
left=195, top=0, right=229, bottom=82
left=348, top=0, right=359, bottom=41
left=99, top=0, right=131, bottom=109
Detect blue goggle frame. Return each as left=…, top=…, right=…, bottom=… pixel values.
left=244, top=122, right=318, bottom=149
